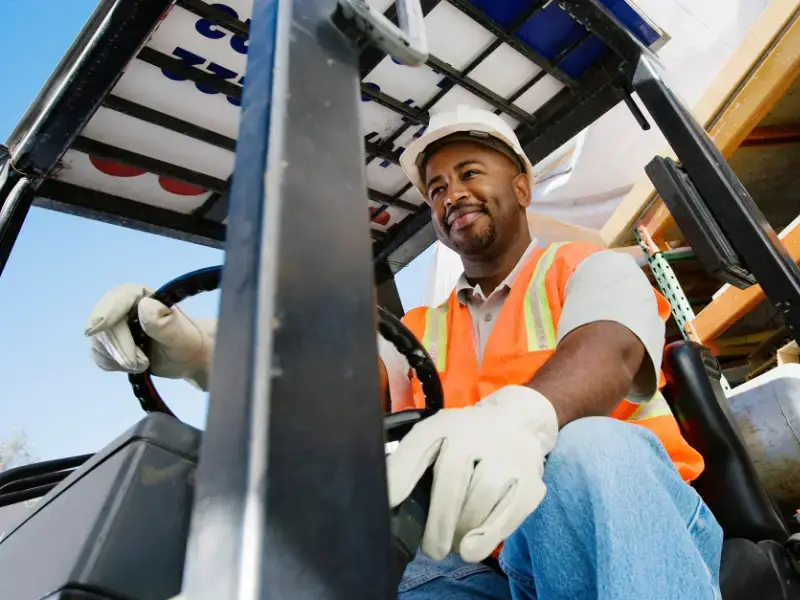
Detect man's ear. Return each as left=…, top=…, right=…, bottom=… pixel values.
left=513, top=173, right=531, bottom=209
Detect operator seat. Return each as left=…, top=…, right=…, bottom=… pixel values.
left=661, top=341, right=800, bottom=600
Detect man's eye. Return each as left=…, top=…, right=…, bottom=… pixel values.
left=463, top=169, right=480, bottom=178
left=430, top=186, right=445, bottom=198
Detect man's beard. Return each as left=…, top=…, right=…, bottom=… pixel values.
left=446, top=213, right=496, bottom=257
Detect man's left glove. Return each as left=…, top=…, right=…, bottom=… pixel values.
left=85, top=284, right=216, bottom=391
left=387, top=385, right=558, bottom=563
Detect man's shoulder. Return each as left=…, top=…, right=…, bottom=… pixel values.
left=546, top=241, right=607, bottom=271
left=402, top=296, right=453, bottom=329
left=552, top=240, right=606, bottom=256
left=403, top=305, right=430, bottom=317
left=401, top=304, right=434, bottom=330
left=566, top=248, right=651, bottom=292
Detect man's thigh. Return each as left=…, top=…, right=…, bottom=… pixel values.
left=398, top=550, right=512, bottom=600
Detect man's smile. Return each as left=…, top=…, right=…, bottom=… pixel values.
left=446, top=205, right=486, bottom=231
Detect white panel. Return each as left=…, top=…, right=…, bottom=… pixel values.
left=424, top=1, right=494, bottom=70
left=392, top=124, right=428, bottom=151
left=83, top=107, right=235, bottom=180
left=470, top=45, right=541, bottom=99
left=56, top=150, right=212, bottom=213
left=149, top=5, right=248, bottom=77
left=429, top=86, right=493, bottom=115
left=367, top=0, right=396, bottom=12
left=360, top=98, right=406, bottom=142
left=497, top=112, right=520, bottom=131
left=399, top=186, right=425, bottom=206
left=364, top=124, right=428, bottom=195
left=366, top=161, right=408, bottom=195
left=365, top=57, right=443, bottom=109
left=112, top=60, right=241, bottom=140
left=513, top=74, right=565, bottom=115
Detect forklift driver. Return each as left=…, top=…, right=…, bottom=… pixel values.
left=85, top=106, right=722, bottom=600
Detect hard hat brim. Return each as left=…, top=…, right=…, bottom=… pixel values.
left=400, top=120, right=535, bottom=200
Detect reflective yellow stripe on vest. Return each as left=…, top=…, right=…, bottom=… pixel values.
left=523, top=243, right=564, bottom=351
left=422, top=304, right=448, bottom=371
left=627, top=391, right=673, bottom=422
left=421, top=243, right=564, bottom=369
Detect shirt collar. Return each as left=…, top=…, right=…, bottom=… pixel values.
left=455, top=239, right=538, bottom=305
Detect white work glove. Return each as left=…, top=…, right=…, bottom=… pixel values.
left=387, top=385, right=558, bottom=563
left=84, top=284, right=216, bottom=391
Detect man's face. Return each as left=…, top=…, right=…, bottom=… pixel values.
left=423, top=140, right=530, bottom=258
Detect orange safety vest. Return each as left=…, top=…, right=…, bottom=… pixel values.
left=399, top=241, right=704, bottom=483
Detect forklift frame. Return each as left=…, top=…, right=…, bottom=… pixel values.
left=0, top=0, right=672, bottom=287
left=2, top=1, right=800, bottom=598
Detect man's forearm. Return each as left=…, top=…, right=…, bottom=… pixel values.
left=528, top=321, right=645, bottom=427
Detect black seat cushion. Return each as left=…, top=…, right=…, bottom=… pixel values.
left=662, top=341, right=789, bottom=542
left=720, top=538, right=785, bottom=600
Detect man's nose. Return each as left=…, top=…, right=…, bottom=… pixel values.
left=445, top=180, right=469, bottom=207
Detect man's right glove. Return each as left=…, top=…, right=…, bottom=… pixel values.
left=387, top=385, right=559, bottom=563
left=85, top=284, right=403, bottom=396
left=85, top=284, right=216, bottom=391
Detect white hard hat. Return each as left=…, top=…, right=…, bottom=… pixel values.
left=400, top=105, right=534, bottom=198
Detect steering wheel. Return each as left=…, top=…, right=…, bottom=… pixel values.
left=127, top=266, right=444, bottom=436
left=127, top=266, right=442, bottom=582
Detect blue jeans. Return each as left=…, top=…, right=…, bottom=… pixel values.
left=398, top=417, right=723, bottom=600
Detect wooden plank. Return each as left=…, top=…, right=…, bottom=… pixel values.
left=642, top=16, right=800, bottom=239
left=692, top=217, right=800, bottom=343
left=740, top=124, right=800, bottom=147
left=602, top=0, right=800, bottom=247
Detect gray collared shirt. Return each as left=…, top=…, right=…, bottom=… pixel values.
left=453, top=240, right=539, bottom=362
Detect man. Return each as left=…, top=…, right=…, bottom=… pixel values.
left=86, top=106, right=722, bottom=599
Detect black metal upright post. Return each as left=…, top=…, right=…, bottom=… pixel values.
left=630, top=56, right=800, bottom=342
left=181, top=0, right=393, bottom=598
left=558, top=0, right=800, bottom=344
left=0, top=170, right=34, bottom=275
left=0, top=0, right=176, bottom=278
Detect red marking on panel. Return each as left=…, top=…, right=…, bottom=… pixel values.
left=370, top=206, right=391, bottom=226
left=89, top=156, right=146, bottom=178
left=158, top=177, right=207, bottom=196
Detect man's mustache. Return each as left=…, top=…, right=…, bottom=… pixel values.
left=444, top=203, right=486, bottom=227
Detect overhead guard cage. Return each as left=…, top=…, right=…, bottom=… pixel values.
left=2, top=0, right=800, bottom=598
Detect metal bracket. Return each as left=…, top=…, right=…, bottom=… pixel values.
left=646, top=156, right=756, bottom=289
left=637, top=226, right=696, bottom=338
left=338, top=0, right=429, bottom=66
left=636, top=226, right=732, bottom=394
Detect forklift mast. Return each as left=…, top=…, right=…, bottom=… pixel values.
left=1, top=1, right=799, bottom=599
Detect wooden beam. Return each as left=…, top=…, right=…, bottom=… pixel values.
left=602, top=0, right=800, bottom=247
left=740, top=124, right=800, bottom=147
left=692, top=217, right=800, bottom=343
left=643, top=15, right=800, bottom=239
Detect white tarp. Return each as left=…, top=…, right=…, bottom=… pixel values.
left=423, top=0, right=774, bottom=308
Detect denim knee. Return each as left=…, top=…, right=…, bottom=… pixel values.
left=501, top=416, right=723, bottom=600
left=544, top=416, right=671, bottom=483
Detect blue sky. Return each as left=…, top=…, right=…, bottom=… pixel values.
left=0, top=1, right=433, bottom=463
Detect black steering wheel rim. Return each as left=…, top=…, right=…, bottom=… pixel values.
left=128, top=266, right=443, bottom=431
left=127, top=266, right=222, bottom=417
